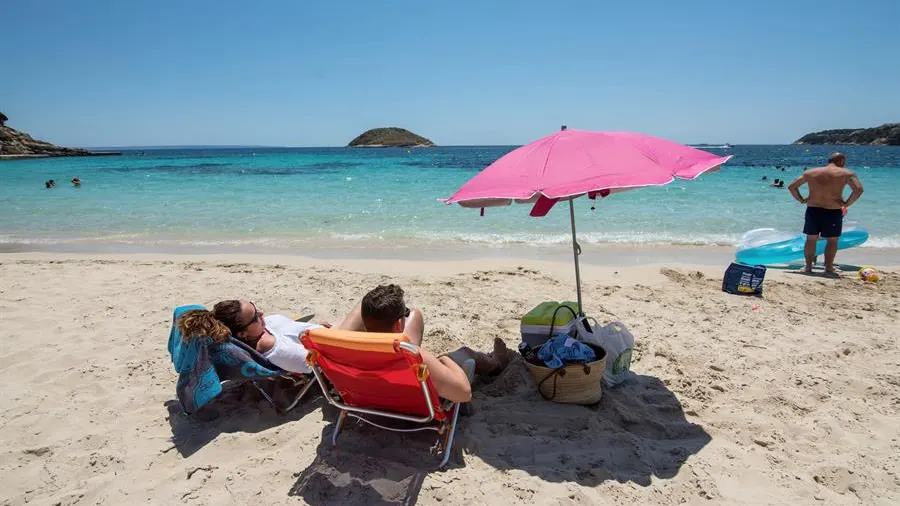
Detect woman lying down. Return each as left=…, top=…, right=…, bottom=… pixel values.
left=178, top=284, right=511, bottom=402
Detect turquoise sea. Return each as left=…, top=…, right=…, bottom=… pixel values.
left=1, top=145, right=899, bottom=252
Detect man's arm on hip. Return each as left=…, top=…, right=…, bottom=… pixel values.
left=844, top=173, right=864, bottom=207
left=788, top=173, right=808, bottom=204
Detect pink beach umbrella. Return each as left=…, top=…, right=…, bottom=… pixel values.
left=443, top=127, right=732, bottom=314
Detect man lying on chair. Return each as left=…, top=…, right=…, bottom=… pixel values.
left=184, top=285, right=510, bottom=403
left=342, top=284, right=512, bottom=403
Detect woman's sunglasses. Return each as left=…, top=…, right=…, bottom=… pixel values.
left=237, top=302, right=262, bottom=331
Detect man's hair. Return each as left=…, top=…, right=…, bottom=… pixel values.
left=361, top=284, right=406, bottom=332
left=828, top=152, right=846, bottom=166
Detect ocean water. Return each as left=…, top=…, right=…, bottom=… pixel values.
left=1, top=145, right=899, bottom=252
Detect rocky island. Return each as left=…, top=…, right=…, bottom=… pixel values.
left=347, top=127, right=435, bottom=148
left=794, top=123, right=900, bottom=146
left=0, top=112, right=119, bottom=160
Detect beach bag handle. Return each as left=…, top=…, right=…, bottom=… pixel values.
left=536, top=363, right=593, bottom=401
left=547, top=304, right=579, bottom=338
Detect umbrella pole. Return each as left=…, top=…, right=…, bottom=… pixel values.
left=568, top=199, right=584, bottom=315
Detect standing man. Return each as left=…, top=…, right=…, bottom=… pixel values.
left=788, top=153, right=864, bottom=274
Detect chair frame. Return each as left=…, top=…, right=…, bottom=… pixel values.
left=307, top=340, right=468, bottom=468
left=247, top=374, right=315, bottom=413
left=223, top=337, right=316, bottom=413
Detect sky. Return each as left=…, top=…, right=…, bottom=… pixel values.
left=2, top=0, right=899, bottom=147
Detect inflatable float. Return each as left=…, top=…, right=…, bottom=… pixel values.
left=735, top=222, right=869, bottom=266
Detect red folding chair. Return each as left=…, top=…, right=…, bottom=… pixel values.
left=300, top=327, right=474, bottom=468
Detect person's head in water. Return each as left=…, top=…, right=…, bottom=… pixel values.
left=828, top=152, right=846, bottom=167
left=761, top=176, right=767, bottom=181
left=361, top=284, right=409, bottom=333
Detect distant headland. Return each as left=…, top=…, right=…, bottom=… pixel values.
left=348, top=127, right=435, bottom=148
left=794, top=123, right=900, bottom=146
left=0, top=112, right=120, bottom=160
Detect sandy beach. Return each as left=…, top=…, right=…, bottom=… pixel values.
left=1, top=252, right=898, bottom=505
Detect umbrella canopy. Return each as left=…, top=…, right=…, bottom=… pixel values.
left=443, top=128, right=732, bottom=314
left=445, top=129, right=731, bottom=209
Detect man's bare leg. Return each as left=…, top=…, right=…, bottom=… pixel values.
left=824, top=237, right=840, bottom=273
left=803, top=235, right=818, bottom=273
left=444, top=338, right=512, bottom=376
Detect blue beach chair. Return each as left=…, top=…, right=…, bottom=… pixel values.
left=168, top=305, right=315, bottom=414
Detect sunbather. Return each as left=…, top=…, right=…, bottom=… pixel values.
left=178, top=295, right=425, bottom=376
left=179, top=301, right=322, bottom=374
left=179, top=284, right=510, bottom=402
left=345, top=284, right=512, bottom=403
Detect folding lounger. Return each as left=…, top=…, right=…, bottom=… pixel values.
left=168, top=305, right=315, bottom=414
left=301, top=327, right=474, bottom=468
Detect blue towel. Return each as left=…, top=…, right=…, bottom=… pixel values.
left=537, top=334, right=597, bottom=369
left=168, top=305, right=284, bottom=413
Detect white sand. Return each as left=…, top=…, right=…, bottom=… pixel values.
left=0, top=252, right=898, bottom=505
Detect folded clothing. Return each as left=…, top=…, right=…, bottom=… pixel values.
left=537, top=334, right=597, bottom=369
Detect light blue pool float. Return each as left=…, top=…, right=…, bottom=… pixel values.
left=735, top=222, right=869, bottom=266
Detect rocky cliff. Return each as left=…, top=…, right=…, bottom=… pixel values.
left=347, top=127, right=434, bottom=147
left=794, top=123, right=900, bottom=146
left=0, top=122, right=94, bottom=159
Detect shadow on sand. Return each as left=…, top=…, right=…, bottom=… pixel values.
left=288, top=360, right=710, bottom=505
left=456, top=363, right=712, bottom=487
left=768, top=262, right=863, bottom=278
left=288, top=403, right=437, bottom=506
left=165, top=379, right=322, bottom=458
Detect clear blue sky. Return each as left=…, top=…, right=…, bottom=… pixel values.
left=2, top=0, right=898, bottom=147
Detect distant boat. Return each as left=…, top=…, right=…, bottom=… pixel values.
left=689, top=143, right=733, bottom=150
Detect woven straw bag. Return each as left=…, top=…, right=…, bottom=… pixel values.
left=524, top=346, right=606, bottom=405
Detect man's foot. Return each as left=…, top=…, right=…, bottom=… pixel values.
left=803, top=266, right=814, bottom=274
left=490, top=338, right=513, bottom=371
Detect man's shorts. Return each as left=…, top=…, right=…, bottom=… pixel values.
left=804, top=206, right=843, bottom=238
left=442, top=349, right=475, bottom=382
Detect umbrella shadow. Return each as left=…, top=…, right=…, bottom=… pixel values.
left=165, top=379, right=322, bottom=458
left=288, top=404, right=444, bottom=506
left=460, top=362, right=711, bottom=487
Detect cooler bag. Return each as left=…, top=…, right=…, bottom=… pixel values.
left=722, top=262, right=766, bottom=296
left=520, top=301, right=579, bottom=349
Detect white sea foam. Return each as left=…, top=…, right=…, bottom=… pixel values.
left=862, top=236, right=900, bottom=248
left=411, top=231, right=743, bottom=247
left=4, top=231, right=898, bottom=250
